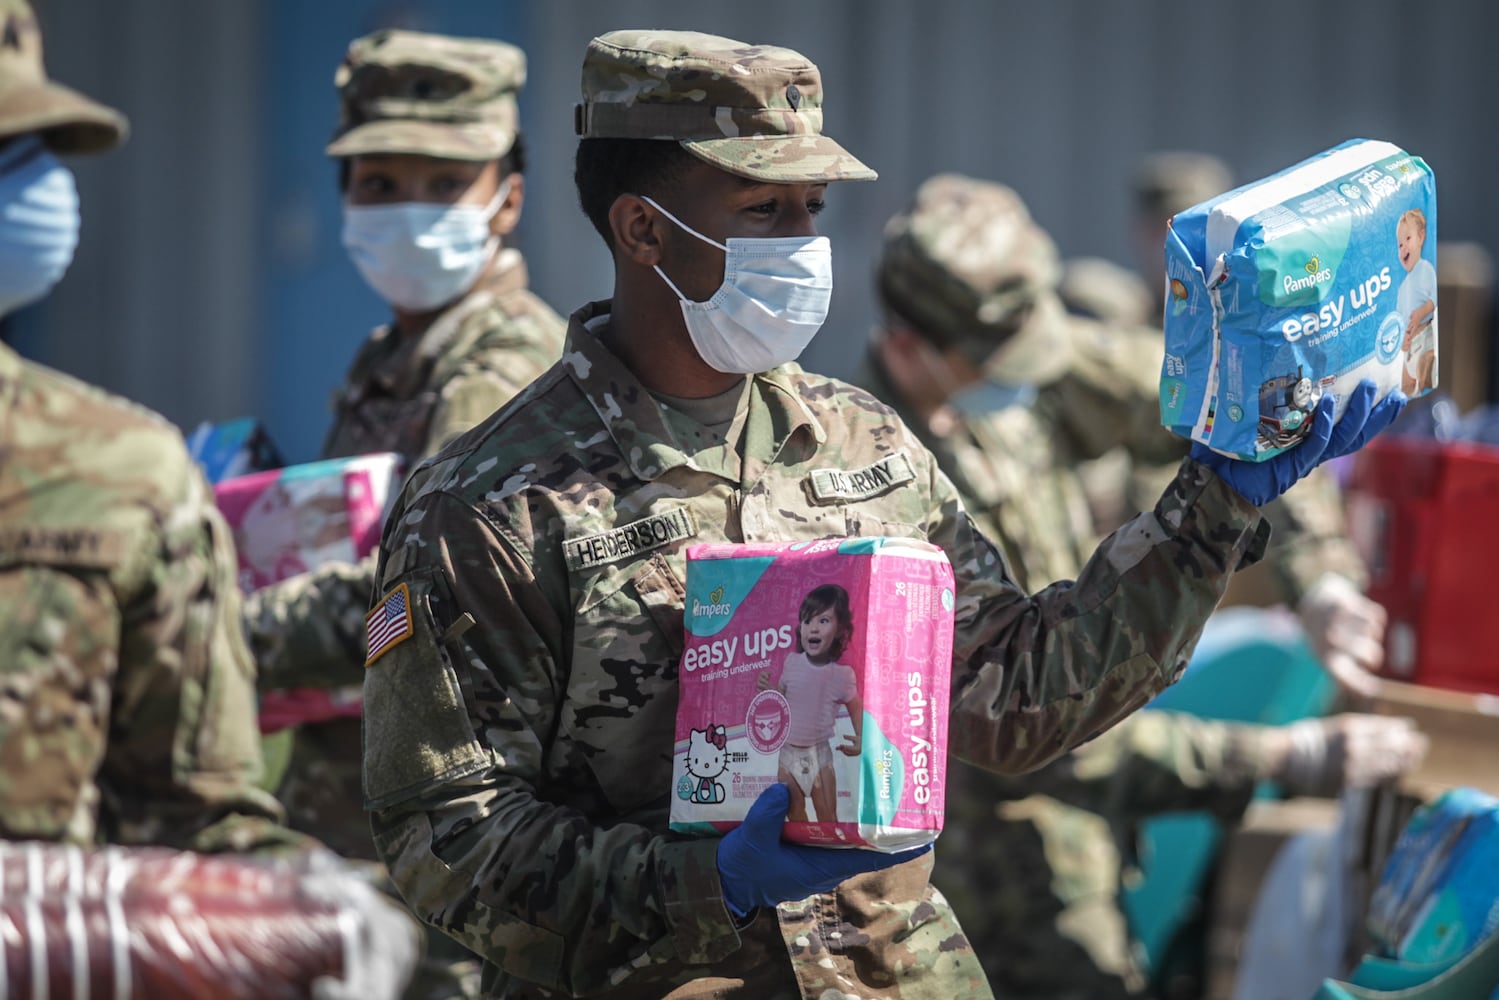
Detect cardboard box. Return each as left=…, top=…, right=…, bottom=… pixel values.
left=1369, top=680, right=1499, bottom=799
left=1206, top=798, right=1343, bottom=1000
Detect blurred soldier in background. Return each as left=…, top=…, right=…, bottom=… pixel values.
left=243, top=28, right=565, bottom=854
left=1059, top=254, right=1154, bottom=327
left=241, top=29, right=567, bottom=999
left=0, top=0, right=297, bottom=855
left=1131, top=151, right=1234, bottom=303
left=864, top=172, right=1426, bottom=999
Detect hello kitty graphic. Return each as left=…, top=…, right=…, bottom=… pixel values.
left=686, top=725, right=729, bottom=804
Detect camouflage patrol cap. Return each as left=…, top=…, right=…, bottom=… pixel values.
left=327, top=29, right=525, bottom=161
left=1134, top=151, right=1233, bottom=221
left=878, top=173, right=1071, bottom=385
left=0, top=0, right=127, bottom=153
left=575, top=30, right=875, bottom=183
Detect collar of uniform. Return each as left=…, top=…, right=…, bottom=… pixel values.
left=561, top=300, right=823, bottom=482
left=747, top=361, right=826, bottom=451
left=362, top=248, right=531, bottom=397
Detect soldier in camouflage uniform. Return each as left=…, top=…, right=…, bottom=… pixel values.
left=0, top=0, right=294, bottom=854
left=243, top=31, right=567, bottom=999
left=241, top=29, right=567, bottom=865
left=359, top=31, right=1405, bottom=999
left=864, top=173, right=1426, bottom=998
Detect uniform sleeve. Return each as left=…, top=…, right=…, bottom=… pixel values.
left=997, top=710, right=1278, bottom=824
left=104, top=462, right=302, bottom=854
left=242, top=552, right=377, bottom=691
left=934, top=453, right=1271, bottom=775
left=1257, top=466, right=1369, bottom=605
left=362, top=491, right=739, bottom=996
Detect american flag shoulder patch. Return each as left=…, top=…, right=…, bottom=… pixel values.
left=365, top=582, right=414, bottom=667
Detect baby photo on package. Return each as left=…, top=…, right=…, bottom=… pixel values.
left=1160, top=138, right=1438, bottom=460
left=670, top=537, right=955, bottom=852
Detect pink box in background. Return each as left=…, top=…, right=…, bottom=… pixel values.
left=214, top=453, right=402, bottom=733
left=670, top=537, right=955, bottom=852
left=214, top=453, right=401, bottom=593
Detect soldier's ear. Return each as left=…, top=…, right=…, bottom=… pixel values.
left=611, top=194, right=665, bottom=267
left=491, top=172, right=524, bottom=237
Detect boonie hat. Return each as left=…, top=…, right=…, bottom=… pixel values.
left=0, top=0, right=127, bottom=153
left=575, top=29, right=875, bottom=183
left=879, top=173, right=1071, bottom=386
left=328, top=29, right=525, bottom=161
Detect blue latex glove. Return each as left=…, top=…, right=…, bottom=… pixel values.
left=716, top=782, right=931, bottom=917
left=1190, top=380, right=1406, bottom=506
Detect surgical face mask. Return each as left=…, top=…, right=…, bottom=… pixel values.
left=341, top=178, right=509, bottom=312
left=641, top=195, right=832, bottom=374
left=0, top=136, right=81, bottom=318
left=949, top=377, right=1037, bottom=416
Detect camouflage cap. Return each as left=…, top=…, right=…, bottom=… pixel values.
left=1134, top=151, right=1233, bottom=221
left=0, top=0, right=127, bottom=153
left=878, top=173, right=1071, bottom=385
left=575, top=30, right=875, bottom=184
left=327, top=29, right=525, bottom=161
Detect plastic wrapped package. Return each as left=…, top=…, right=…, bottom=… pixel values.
left=186, top=417, right=285, bottom=485
left=1161, top=138, right=1438, bottom=460
left=214, top=453, right=403, bottom=734
left=215, top=453, right=402, bottom=594
left=0, top=842, right=419, bottom=999
left=670, top=537, right=955, bottom=851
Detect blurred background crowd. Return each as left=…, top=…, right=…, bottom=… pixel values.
left=8, top=0, right=1498, bottom=459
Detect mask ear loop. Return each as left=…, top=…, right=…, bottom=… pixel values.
left=465, top=176, right=513, bottom=272
left=639, top=195, right=729, bottom=252
left=481, top=176, right=513, bottom=220
left=638, top=194, right=728, bottom=305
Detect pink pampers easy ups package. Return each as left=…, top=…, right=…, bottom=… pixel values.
left=214, top=452, right=402, bottom=593
left=670, top=537, right=956, bottom=852
left=214, top=452, right=402, bottom=733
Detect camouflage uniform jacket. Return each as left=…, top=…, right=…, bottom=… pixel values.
left=0, top=343, right=290, bottom=852
left=322, top=248, right=566, bottom=462
left=361, top=301, right=1270, bottom=999
left=246, top=251, right=565, bottom=860
left=246, top=249, right=566, bottom=694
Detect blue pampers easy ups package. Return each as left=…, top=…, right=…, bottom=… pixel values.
left=1160, top=139, right=1438, bottom=460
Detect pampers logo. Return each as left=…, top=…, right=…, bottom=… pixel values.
left=1282, top=254, right=1335, bottom=294
left=691, top=585, right=732, bottom=619
left=875, top=749, right=896, bottom=801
